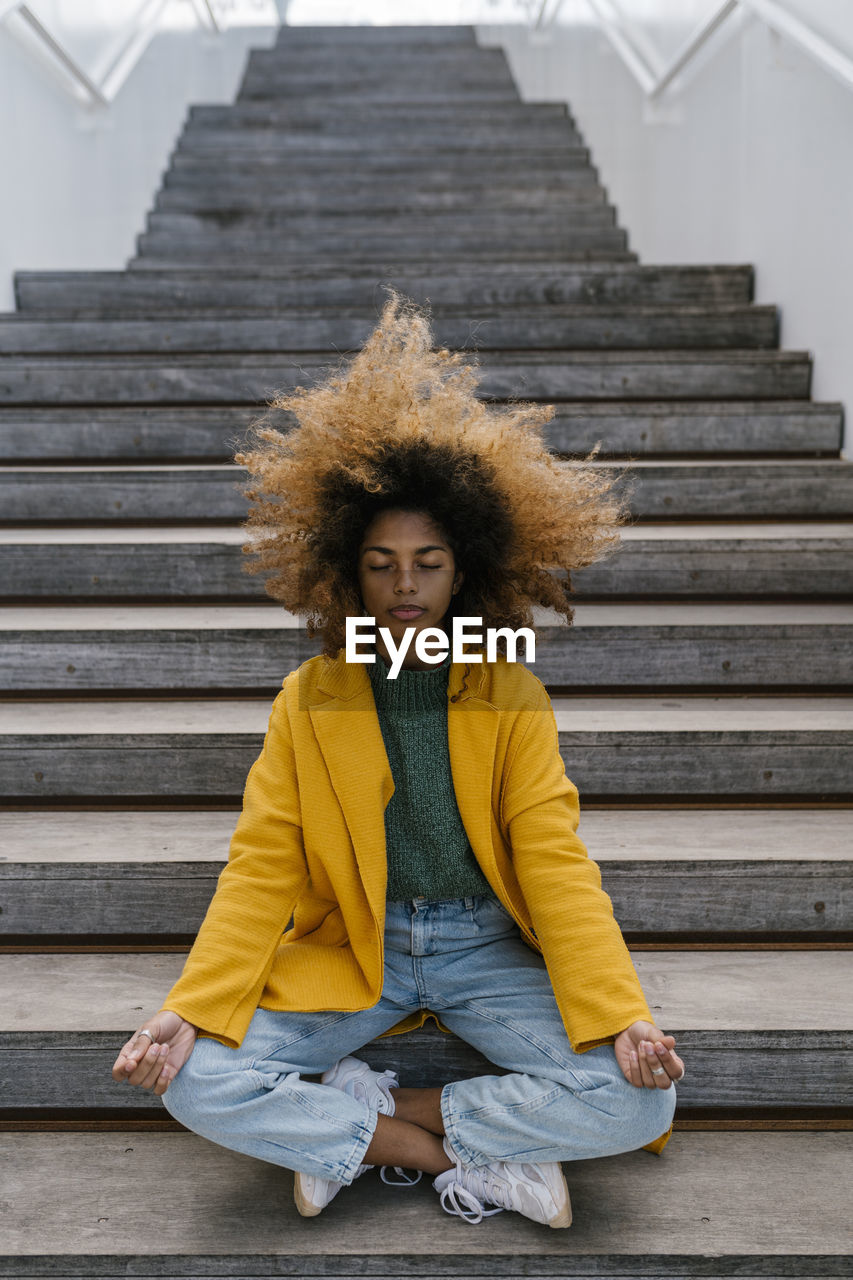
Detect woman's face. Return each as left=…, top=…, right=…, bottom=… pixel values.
left=356, top=508, right=464, bottom=671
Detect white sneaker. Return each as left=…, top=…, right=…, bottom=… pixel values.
left=293, top=1056, right=400, bottom=1218
left=433, top=1139, right=572, bottom=1228
left=321, top=1055, right=399, bottom=1114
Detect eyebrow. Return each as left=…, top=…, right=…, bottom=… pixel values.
left=361, top=544, right=449, bottom=556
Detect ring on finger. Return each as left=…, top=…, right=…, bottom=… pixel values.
left=651, top=1066, right=666, bottom=1076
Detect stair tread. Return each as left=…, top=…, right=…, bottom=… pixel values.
left=0, top=306, right=773, bottom=323
left=271, top=24, right=478, bottom=39
left=6, top=459, right=846, bottom=470
left=1, top=1131, right=849, bottom=1258
left=2, top=696, right=851, bottom=734
left=0, top=310, right=783, bottom=356
left=5, top=531, right=849, bottom=603
left=3, top=951, right=851, bottom=1031
left=4, top=461, right=851, bottom=522
left=3, top=602, right=852, bottom=627
left=0, top=350, right=809, bottom=363
left=2, top=807, right=850, bottom=863
left=172, top=136, right=586, bottom=150
left=3, top=522, right=850, bottom=542
left=4, top=602, right=849, bottom=696
left=0, top=399, right=835, bottom=418
left=13, top=264, right=752, bottom=280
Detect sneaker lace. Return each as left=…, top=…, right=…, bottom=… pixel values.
left=379, top=1166, right=423, bottom=1187
left=439, top=1165, right=508, bottom=1224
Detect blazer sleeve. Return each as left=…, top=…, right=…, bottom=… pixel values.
left=161, top=687, right=309, bottom=1047
left=501, top=687, right=654, bottom=1054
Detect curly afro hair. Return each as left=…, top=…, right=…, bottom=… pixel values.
left=236, top=294, right=631, bottom=658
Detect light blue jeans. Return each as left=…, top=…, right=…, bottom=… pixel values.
left=162, top=895, right=676, bottom=1182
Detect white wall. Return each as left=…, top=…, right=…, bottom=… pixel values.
left=0, top=14, right=277, bottom=312
left=479, top=3, right=853, bottom=457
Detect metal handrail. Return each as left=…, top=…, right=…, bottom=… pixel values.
left=1, top=0, right=221, bottom=106
left=573, top=0, right=853, bottom=99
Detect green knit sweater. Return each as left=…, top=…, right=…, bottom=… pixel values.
left=367, top=652, right=494, bottom=902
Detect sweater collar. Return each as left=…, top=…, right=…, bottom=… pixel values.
left=315, top=648, right=487, bottom=705
left=367, top=650, right=450, bottom=716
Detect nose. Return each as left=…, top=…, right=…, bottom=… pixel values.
left=393, top=568, right=418, bottom=593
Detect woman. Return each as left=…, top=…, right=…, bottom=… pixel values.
left=111, top=298, right=684, bottom=1229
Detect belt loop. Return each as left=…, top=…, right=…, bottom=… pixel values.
left=463, top=895, right=475, bottom=910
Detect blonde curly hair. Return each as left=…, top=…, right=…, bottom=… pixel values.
left=236, top=294, right=630, bottom=657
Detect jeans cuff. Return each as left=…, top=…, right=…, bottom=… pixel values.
left=440, top=1082, right=483, bottom=1170
left=336, top=1110, right=381, bottom=1184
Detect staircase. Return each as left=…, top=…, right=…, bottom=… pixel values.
left=1, top=22, right=851, bottom=1274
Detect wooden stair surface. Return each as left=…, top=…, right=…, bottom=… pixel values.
left=1, top=401, right=843, bottom=460
left=0, top=806, right=848, bottom=941
left=2, top=604, right=852, bottom=691
left=3, top=951, right=851, bottom=1111
left=2, top=1134, right=848, bottom=1267
left=1, top=21, right=851, bottom=1274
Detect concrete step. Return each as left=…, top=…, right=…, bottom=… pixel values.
left=3, top=460, right=851, bottom=522
left=0, top=351, right=812, bottom=404
left=2, top=603, right=851, bottom=692
left=2, top=952, right=851, bottom=1107
left=1, top=807, right=848, bottom=939
left=2, top=1131, right=849, bottom=1263
left=15, top=264, right=750, bottom=310
left=1, top=695, right=850, bottom=801
left=0, top=402, right=840, bottom=461
left=2, top=524, right=850, bottom=601
left=0, top=308, right=780, bottom=355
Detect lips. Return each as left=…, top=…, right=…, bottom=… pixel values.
left=389, top=606, right=425, bottom=619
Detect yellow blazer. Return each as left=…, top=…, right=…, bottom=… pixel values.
left=162, top=650, right=672, bottom=1153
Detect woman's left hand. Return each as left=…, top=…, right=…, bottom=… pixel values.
left=613, top=1020, right=685, bottom=1089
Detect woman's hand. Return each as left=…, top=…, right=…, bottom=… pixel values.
left=614, top=1020, right=685, bottom=1089
left=111, top=1010, right=197, bottom=1097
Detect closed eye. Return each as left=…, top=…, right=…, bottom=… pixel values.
left=367, top=563, right=444, bottom=571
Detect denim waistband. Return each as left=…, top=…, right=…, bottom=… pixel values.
left=383, top=893, right=515, bottom=958
left=388, top=895, right=481, bottom=911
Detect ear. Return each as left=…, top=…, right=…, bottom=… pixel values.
left=452, top=569, right=464, bottom=595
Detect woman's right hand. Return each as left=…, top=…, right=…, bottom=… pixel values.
left=111, top=1010, right=197, bottom=1096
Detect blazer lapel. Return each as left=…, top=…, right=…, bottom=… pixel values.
left=308, top=659, right=393, bottom=912
left=448, top=662, right=501, bottom=884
